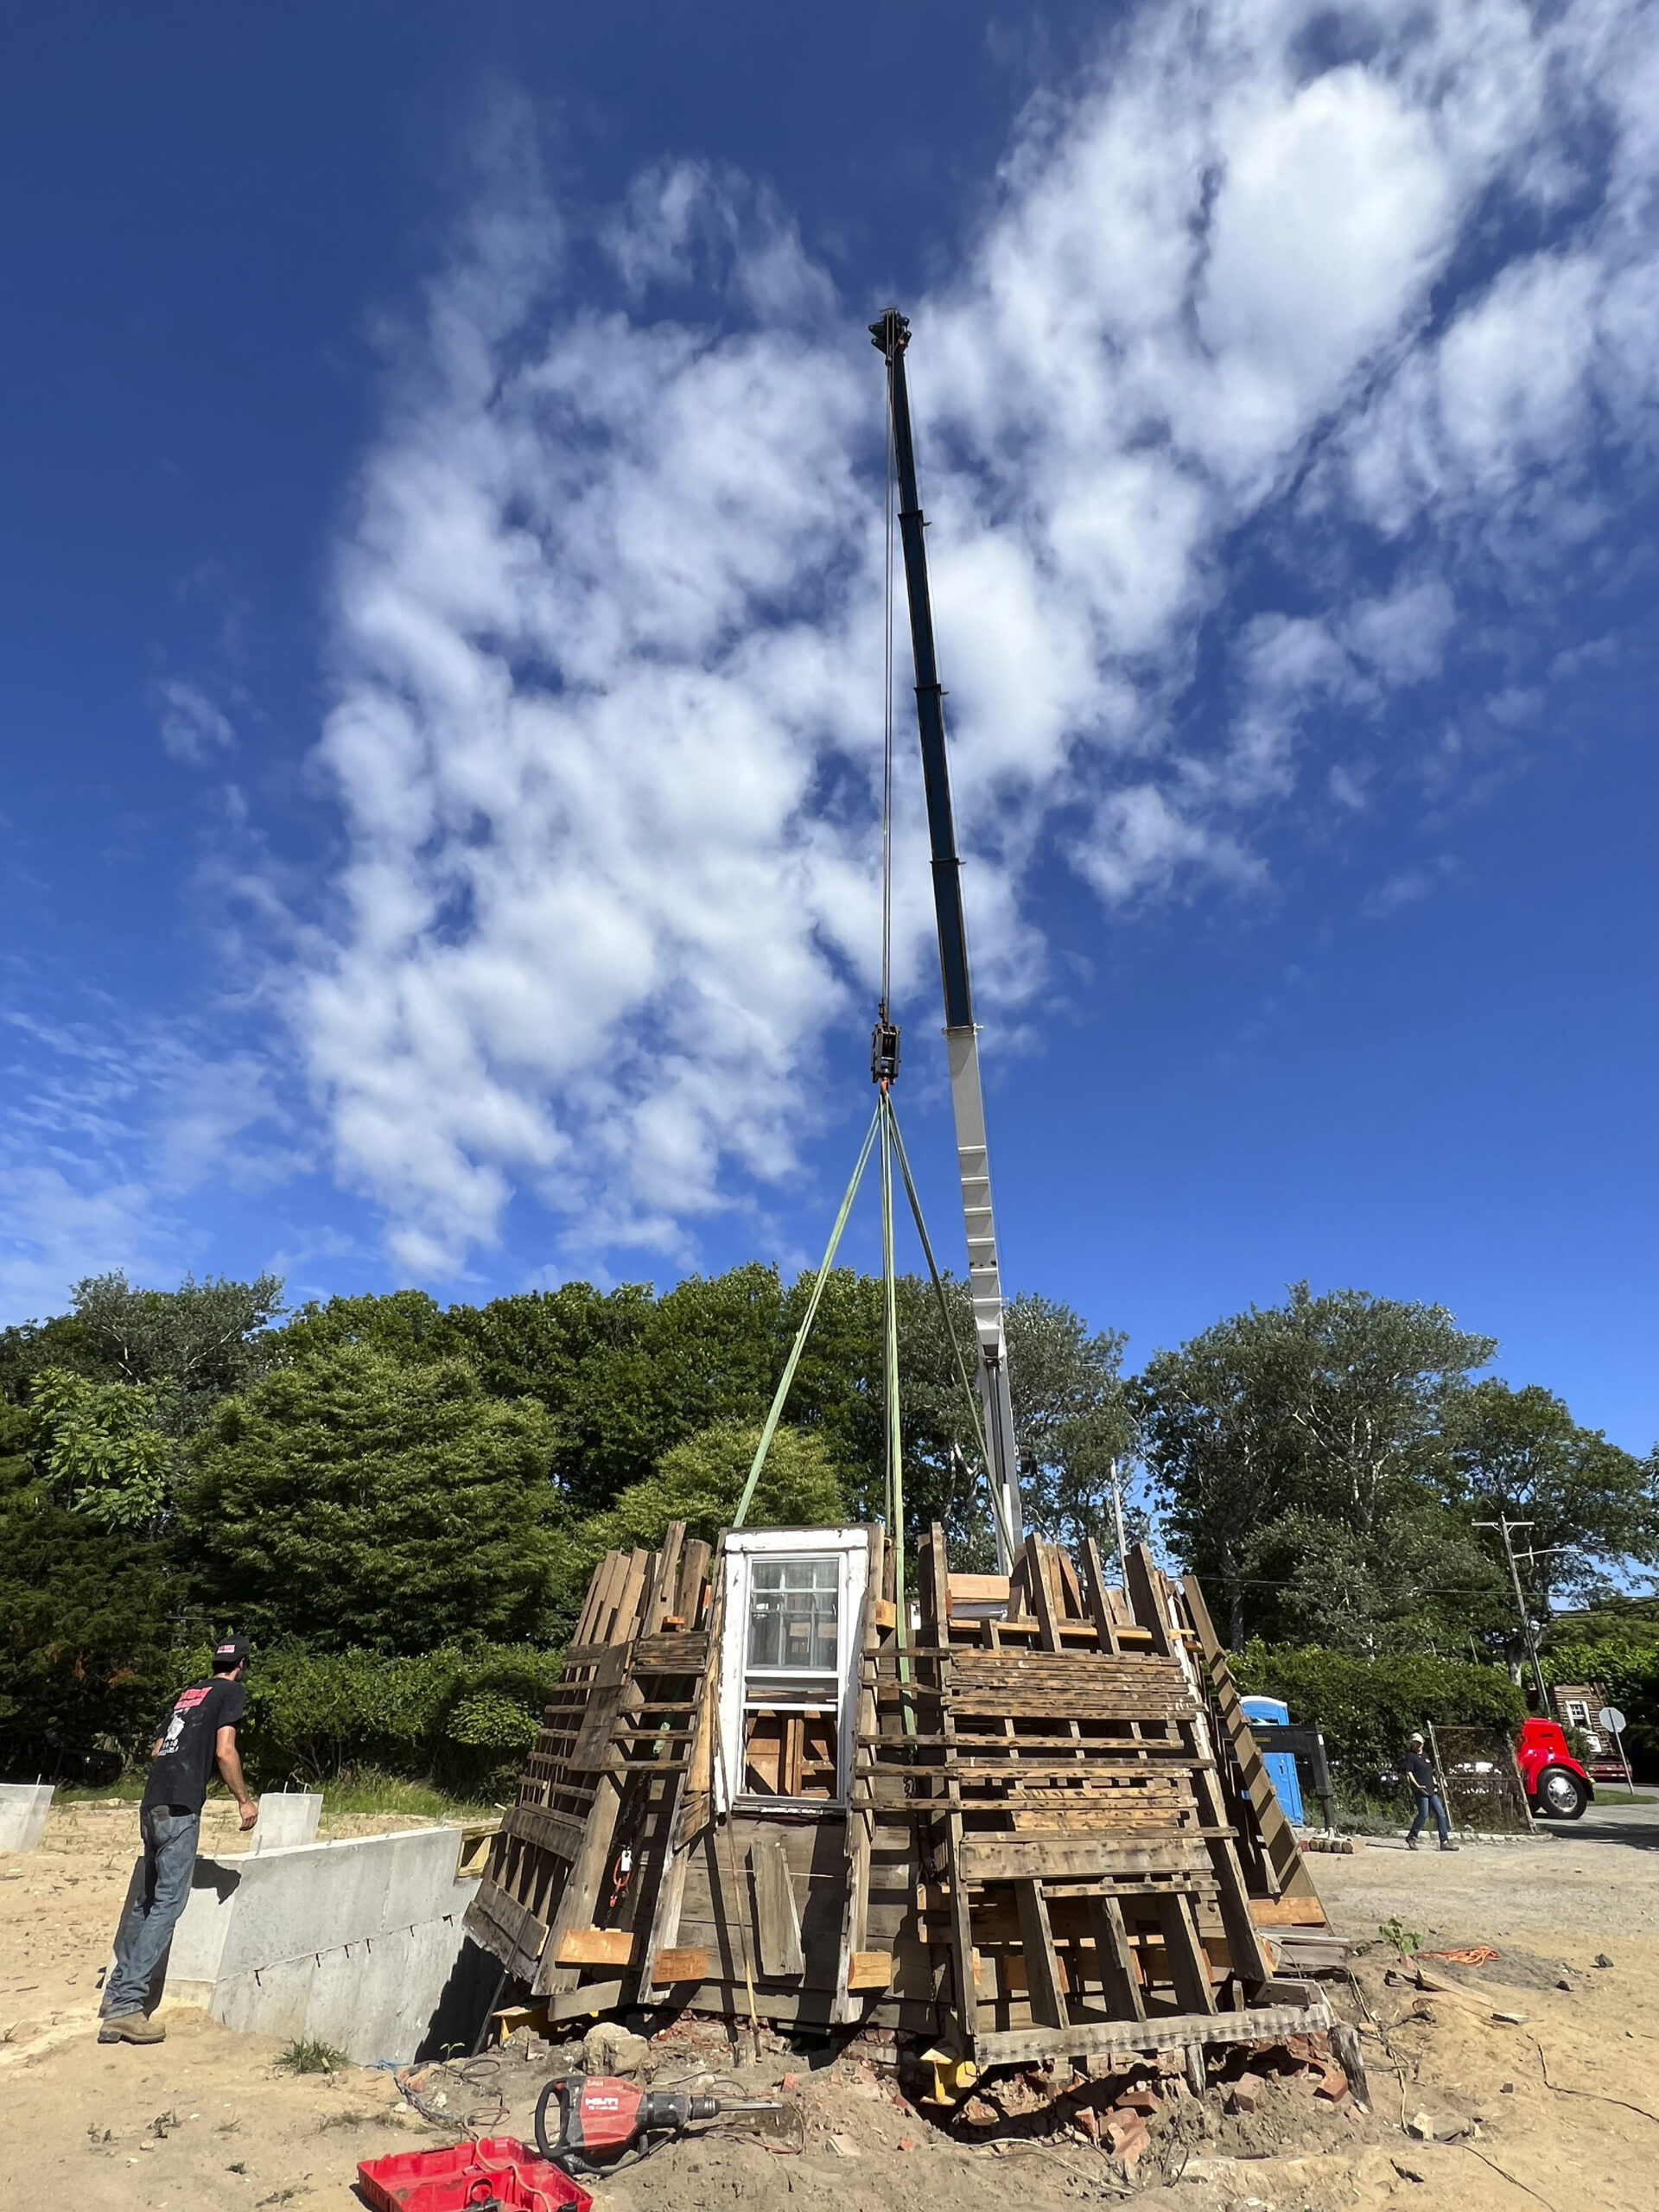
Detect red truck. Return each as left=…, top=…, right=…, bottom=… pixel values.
left=1516, top=1718, right=1594, bottom=1819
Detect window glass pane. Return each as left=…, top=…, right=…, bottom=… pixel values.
left=747, top=1556, right=840, bottom=1670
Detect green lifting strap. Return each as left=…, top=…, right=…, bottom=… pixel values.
left=730, top=1103, right=880, bottom=1530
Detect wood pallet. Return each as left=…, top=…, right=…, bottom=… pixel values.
left=844, top=1530, right=1336, bottom=2064
left=467, top=1518, right=1336, bottom=2062
left=467, top=1523, right=711, bottom=2016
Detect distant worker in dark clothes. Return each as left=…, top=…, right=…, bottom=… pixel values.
left=99, top=1637, right=258, bottom=2044
left=1403, top=1731, right=1458, bottom=1852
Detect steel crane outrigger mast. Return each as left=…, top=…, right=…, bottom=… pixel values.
left=870, top=306, right=1025, bottom=1572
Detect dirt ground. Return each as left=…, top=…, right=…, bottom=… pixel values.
left=4, top=1795, right=1658, bottom=2212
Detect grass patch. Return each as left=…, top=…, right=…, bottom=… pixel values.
left=319, top=1768, right=498, bottom=1821
left=276, top=2037, right=350, bottom=2075
left=53, top=1775, right=149, bottom=1805
left=51, top=1764, right=501, bottom=1821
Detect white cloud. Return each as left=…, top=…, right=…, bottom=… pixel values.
left=156, top=677, right=236, bottom=763
left=0, top=1162, right=164, bottom=1323
left=294, top=0, right=1659, bottom=1273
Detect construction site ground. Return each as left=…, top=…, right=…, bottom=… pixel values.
left=4, top=1795, right=1656, bottom=2212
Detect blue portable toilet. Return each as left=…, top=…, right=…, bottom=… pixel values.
left=1241, top=1694, right=1306, bottom=1824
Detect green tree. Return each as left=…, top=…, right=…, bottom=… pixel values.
left=1438, top=1380, right=1659, bottom=1619
left=0, top=1406, right=176, bottom=1775
left=29, top=1367, right=174, bottom=1530
left=180, top=1346, right=563, bottom=1653
left=552, top=1419, right=845, bottom=1624
left=1139, top=1283, right=1503, bottom=1652
left=72, top=1269, right=287, bottom=1438
left=1007, top=1294, right=1133, bottom=1555
left=272, top=1288, right=448, bottom=1366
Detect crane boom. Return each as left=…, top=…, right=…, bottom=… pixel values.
left=871, top=306, right=1025, bottom=1570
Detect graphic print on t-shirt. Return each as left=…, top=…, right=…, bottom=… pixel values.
left=157, top=1686, right=211, bottom=1756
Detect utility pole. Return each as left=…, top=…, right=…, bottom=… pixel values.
left=1475, top=1516, right=1549, bottom=1709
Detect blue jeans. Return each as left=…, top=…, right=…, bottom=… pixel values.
left=105, top=1805, right=200, bottom=2017
left=1408, top=1789, right=1450, bottom=1843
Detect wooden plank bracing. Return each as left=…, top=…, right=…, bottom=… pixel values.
left=467, top=1514, right=1331, bottom=2068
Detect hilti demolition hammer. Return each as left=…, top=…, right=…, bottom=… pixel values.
left=533, top=2074, right=785, bottom=2176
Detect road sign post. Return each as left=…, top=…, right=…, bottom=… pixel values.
left=1597, top=1705, right=1636, bottom=1798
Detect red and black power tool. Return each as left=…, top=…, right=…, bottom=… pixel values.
left=533, top=2073, right=783, bottom=2176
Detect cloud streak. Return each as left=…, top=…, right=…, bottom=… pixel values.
left=296, top=0, right=1659, bottom=1274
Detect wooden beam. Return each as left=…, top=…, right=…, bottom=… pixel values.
left=833, top=1525, right=884, bottom=2024
left=1081, top=1538, right=1122, bottom=1656
left=750, top=1839, right=804, bottom=1978
left=1154, top=1892, right=1217, bottom=2015
left=1014, top=1878, right=1069, bottom=2030
left=847, top=1952, right=893, bottom=1992
left=1023, top=1534, right=1063, bottom=1651
left=555, top=1927, right=639, bottom=1968
left=1250, top=1897, right=1329, bottom=1928
left=642, top=1520, right=685, bottom=1637
left=1087, top=1894, right=1145, bottom=2021
left=677, top=1538, right=712, bottom=1630
left=970, top=1994, right=1334, bottom=2071
left=648, top=1946, right=709, bottom=1986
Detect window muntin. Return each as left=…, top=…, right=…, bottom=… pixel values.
left=746, top=1557, right=840, bottom=1675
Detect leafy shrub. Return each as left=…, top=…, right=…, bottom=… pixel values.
left=445, top=1691, right=539, bottom=1753
left=155, top=1639, right=564, bottom=1792
left=1232, top=1642, right=1527, bottom=1787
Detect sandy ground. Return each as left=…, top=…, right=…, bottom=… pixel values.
left=3, top=1794, right=1657, bottom=2212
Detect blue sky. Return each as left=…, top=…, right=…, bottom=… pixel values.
left=3, top=0, right=1657, bottom=1456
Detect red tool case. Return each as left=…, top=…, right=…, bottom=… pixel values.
left=357, top=2135, right=593, bottom=2212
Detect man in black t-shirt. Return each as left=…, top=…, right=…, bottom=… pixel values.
left=99, top=1636, right=259, bottom=2043
left=1402, top=1730, right=1458, bottom=1852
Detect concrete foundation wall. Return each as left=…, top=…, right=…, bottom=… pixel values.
left=0, top=1783, right=54, bottom=1853
left=130, top=1823, right=489, bottom=2064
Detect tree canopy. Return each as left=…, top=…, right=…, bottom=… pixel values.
left=180, top=1345, right=563, bottom=1653
left=1135, top=1283, right=1508, bottom=1652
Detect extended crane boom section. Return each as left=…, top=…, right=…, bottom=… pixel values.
left=872, top=306, right=1024, bottom=1567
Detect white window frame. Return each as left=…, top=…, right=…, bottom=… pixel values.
left=716, top=1527, right=869, bottom=1813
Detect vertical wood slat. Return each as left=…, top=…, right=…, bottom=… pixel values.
left=1088, top=1894, right=1146, bottom=2021
left=1013, top=1530, right=1073, bottom=2030
left=924, top=1522, right=980, bottom=2046
left=751, top=1838, right=805, bottom=1978
left=833, top=1524, right=885, bottom=2023
left=677, top=1538, right=712, bottom=1628
left=1082, top=1538, right=1122, bottom=1656
left=1015, top=1876, right=1069, bottom=2029
left=1127, top=1544, right=1274, bottom=1988
left=643, top=1522, right=686, bottom=1637
left=1179, top=1573, right=1326, bottom=1912
left=1155, top=1891, right=1218, bottom=2014
left=1056, top=1549, right=1086, bottom=1619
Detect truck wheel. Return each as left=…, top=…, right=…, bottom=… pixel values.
left=1535, top=1768, right=1587, bottom=1820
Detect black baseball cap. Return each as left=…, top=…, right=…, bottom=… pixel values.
left=211, top=1635, right=251, bottom=1671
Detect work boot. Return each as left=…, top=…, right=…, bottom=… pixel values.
left=99, top=2013, right=165, bottom=2044
left=1439, top=1840, right=1459, bottom=1853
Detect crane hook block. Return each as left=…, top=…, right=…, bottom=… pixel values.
left=870, top=1014, right=901, bottom=1086
left=870, top=308, right=910, bottom=357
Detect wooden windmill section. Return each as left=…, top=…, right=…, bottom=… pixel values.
left=466, top=1522, right=1336, bottom=2068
